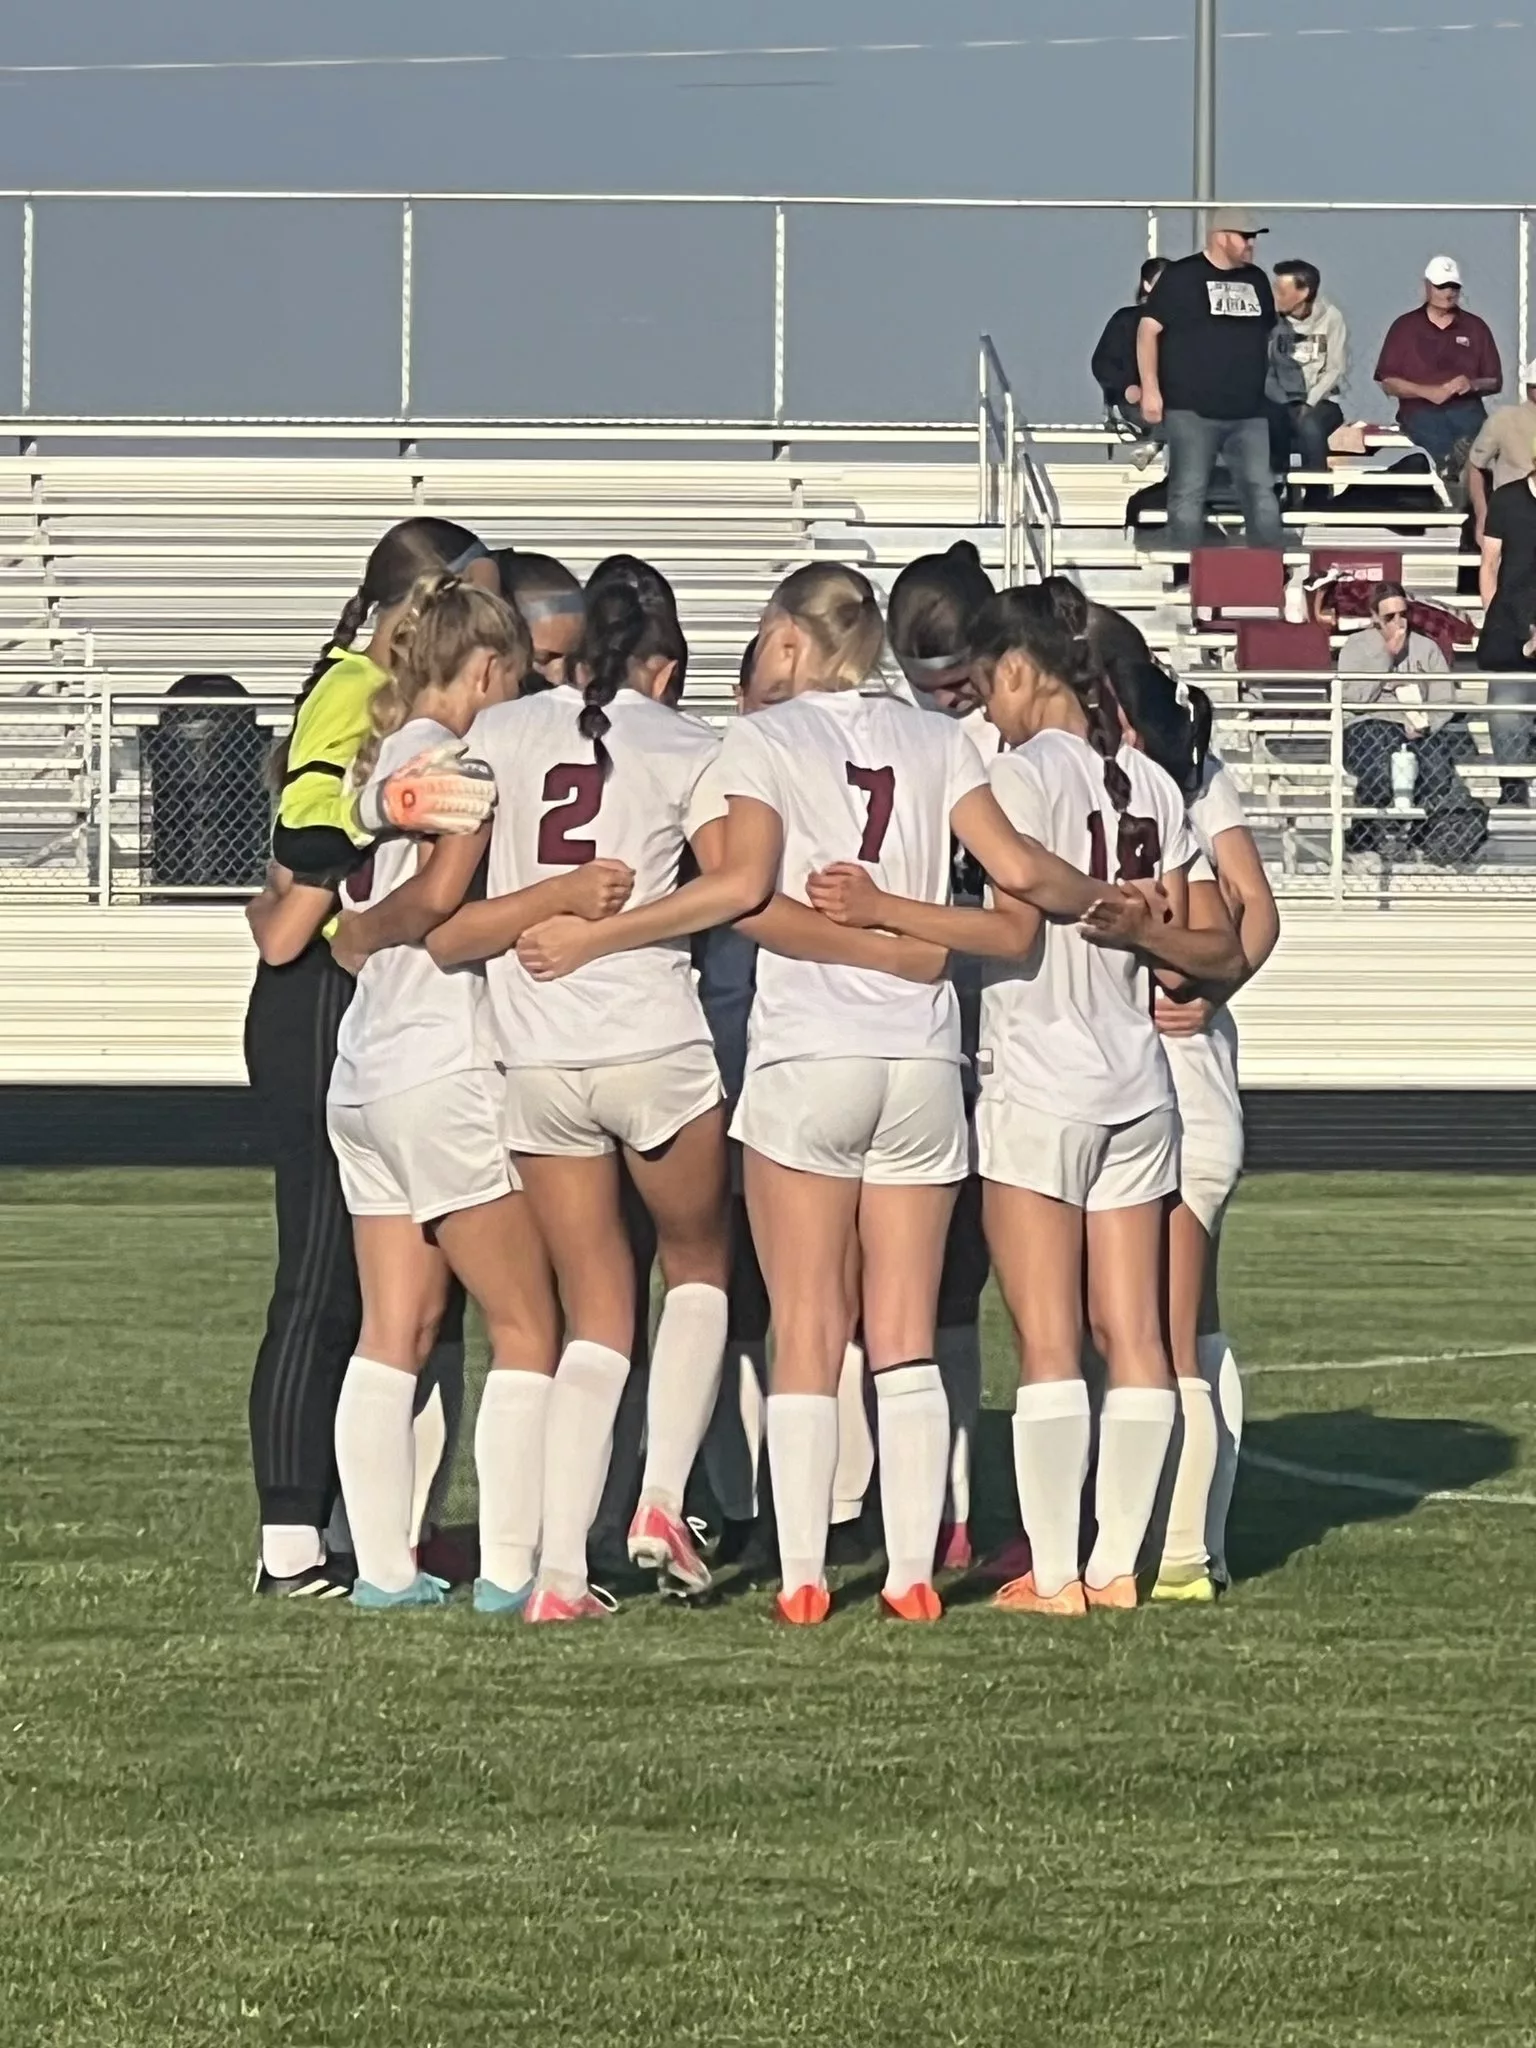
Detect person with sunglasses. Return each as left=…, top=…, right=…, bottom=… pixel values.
left=1375, top=257, right=1502, bottom=466
left=1339, top=582, right=1477, bottom=851
left=1135, top=208, right=1286, bottom=562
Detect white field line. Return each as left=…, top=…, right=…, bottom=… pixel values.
left=1246, top=1344, right=1536, bottom=1376
left=0, top=54, right=505, bottom=78
left=1241, top=1447, right=1536, bottom=1508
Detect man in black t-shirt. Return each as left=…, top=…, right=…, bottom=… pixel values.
left=1137, top=208, right=1286, bottom=556
left=1477, top=470, right=1536, bottom=801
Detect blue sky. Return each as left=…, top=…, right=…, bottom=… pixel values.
left=0, top=1, right=1529, bottom=425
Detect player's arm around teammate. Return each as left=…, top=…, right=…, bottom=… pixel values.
left=464, top=563, right=746, bottom=1617
left=246, top=519, right=498, bottom=1598
left=322, top=575, right=565, bottom=1612
left=967, top=580, right=1202, bottom=1619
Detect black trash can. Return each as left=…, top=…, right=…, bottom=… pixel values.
left=141, top=674, right=270, bottom=897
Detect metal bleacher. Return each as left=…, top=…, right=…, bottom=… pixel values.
left=0, top=350, right=1530, bottom=905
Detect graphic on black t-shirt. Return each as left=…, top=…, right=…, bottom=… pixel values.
left=1206, top=280, right=1262, bottom=319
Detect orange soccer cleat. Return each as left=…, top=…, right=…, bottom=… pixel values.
left=879, top=1582, right=944, bottom=1623
left=1084, top=1575, right=1139, bottom=1612
left=993, top=1572, right=1089, bottom=1618
left=775, top=1583, right=832, bottom=1627
left=523, top=1584, right=616, bottom=1624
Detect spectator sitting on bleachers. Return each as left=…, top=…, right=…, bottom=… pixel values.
left=1339, top=581, right=1478, bottom=852
left=1091, top=257, right=1169, bottom=440
left=1375, top=256, right=1502, bottom=467
left=1467, top=359, right=1536, bottom=543
left=1272, top=259, right=1348, bottom=480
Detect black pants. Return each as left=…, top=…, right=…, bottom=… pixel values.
left=244, top=945, right=466, bottom=1529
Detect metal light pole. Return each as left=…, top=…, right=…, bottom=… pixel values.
left=1193, top=0, right=1217, bottom=248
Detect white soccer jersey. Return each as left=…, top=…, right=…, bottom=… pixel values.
left=471, top=684, right=724, bottom=1069
left=1165, top=751, right=1248, bottom=1107
left=979, top=727, right=1197, bottom=1126
left=330, top=718, right=500, bottom=1107
left=716, top=684, right=989, bottom=1068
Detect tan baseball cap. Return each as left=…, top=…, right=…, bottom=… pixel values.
left=1210, top=207, right=1267, bottom=236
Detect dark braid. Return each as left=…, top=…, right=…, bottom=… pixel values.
left=577, top=579, right=648, bottom=776
left=271, top=517, right=486, bottom=786
left=972, top=575, right=1132, bottom=811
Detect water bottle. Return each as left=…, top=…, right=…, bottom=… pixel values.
left=1390, top=745, right=1418, bottom=812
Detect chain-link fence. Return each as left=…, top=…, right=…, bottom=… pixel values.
left=3, top=674, right=1536, bottom=904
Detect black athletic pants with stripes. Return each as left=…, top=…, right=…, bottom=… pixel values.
left=244, top=941, right=463, bottom=1530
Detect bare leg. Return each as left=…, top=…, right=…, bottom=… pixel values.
left=1083, top=1202, right=1177, bottom=1592
left=984, top=1183, right=1092, bottom=1598
left=746, top=1149, right=861, bottom=1596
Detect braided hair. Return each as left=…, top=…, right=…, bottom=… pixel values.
left=972, top=575, right=1132, bottom=812
left=351, top=572, right=529, bottom=787
left=576, top=556, right=688, bottom=775
left=1103, top=653, right=1212, bottom=802
left=270, top=517, right=486, bottom=786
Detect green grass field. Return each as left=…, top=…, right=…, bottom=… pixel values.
left=3, top=1168, right=1535, bottom=2047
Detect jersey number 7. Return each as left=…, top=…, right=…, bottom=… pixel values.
left=846, top=763, right=895, bottom=861
left=537, top=763, right=604, bottom=865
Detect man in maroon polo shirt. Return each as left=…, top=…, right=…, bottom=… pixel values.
left=1375, top=255, right=1503, bottom=464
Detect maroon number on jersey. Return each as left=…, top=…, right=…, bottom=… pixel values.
left=845, top=763, right=895, bottom=861
left=537, top=763, right=604, bottom=865
left=1086, top=811, right=1162, bottom=883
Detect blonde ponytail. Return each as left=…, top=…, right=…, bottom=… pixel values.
left=763, top=563, right=886, bottom=690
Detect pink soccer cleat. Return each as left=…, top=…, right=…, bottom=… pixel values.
left=523, top=1584, right=616, bottom=1624
left=627, top=1498, right=713, bottom=1593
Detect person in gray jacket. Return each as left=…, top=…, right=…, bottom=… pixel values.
left=1338, top=582, right=1477, bottom=850
left=1273, top=259, right=1348, bottom=479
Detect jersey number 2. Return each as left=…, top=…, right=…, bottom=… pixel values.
left=846, top=763, right=895, bottom=861
left=537, top=763, right=604, bottom=865
left=1086, top=811, right=1162, bottom=883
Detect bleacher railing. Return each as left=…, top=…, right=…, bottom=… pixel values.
left=1, top=188, right=1531, bottom=440
left=4, top=679, right=1536, bottom=909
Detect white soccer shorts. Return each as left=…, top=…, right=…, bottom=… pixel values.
left=328, top=1069, right=519, bottom=1224
left=731, top=1055, right=968, bottom=1185
left=1166, top=1051, right=1244, bottom=1235
left=977, top=1094, right=1180, bottom=1211
left=502, top=1042, right=723, bottom=1159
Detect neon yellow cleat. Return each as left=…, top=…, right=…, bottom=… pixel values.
left=1150, top=1567, right=1217, bottom=1605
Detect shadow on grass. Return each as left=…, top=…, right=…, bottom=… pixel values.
left=1229, top=1407, right=1519, bottom=1582
left=955, top=1402, right=1519, bottom=1595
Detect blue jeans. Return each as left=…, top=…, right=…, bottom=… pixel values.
left=1162, top=410, right=1286, bottom=554
left=1400, top=399, right=1486, bottom=465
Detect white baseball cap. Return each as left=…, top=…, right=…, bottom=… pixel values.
left=1425, top=255, right=1463, bottom=287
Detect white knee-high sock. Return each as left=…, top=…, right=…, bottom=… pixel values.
left=1012, top=1380, right=1092, bottom=1598
left=639, top=1282, right=729, bottom=1513
left=1085, top=1385, right=1177, bottom=1590
left=419, top=1338, right=465, bottom=1531
left=1201, top=1331, right=1243, bottom=1578
left=874, top=1363, right=949, bottom=1597
left=475, top=1368, right=551, bottom=1594
left=766, top=1392, right=838, bottom=1595
left=936, top=1322, right=982, bottom=1527
left=1160, top=1377, right=1218, bottom=1576
left=538, top=1340, right=630, bottom=1597
left=701, top=1340, right=767, bottom=1523
left=409, top=1383, right=446, bottom=1550
left=830, top=1340, right=874, bottom=1524
left=334, top=1356, right=419, bottom=1593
